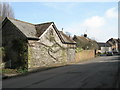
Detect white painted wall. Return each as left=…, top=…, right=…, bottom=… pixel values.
left=101, top=47, right=112, bottom=53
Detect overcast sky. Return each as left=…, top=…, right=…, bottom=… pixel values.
left=10, top=2, right=118, bottom=42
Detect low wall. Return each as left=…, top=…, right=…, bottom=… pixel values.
left=75, top=50, right=95, bottom=62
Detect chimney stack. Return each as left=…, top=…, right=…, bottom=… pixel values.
left=62, top=28, right=63, bottom=32
left=84, top=34, right=87, bottom=37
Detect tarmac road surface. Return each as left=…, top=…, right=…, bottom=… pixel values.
left=2, top=55, right=120, bottom=88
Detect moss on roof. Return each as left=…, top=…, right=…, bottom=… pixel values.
left=35, top=22, right=53, bottom=37
left=59, top=31, right=76, bottom=44
left=73, top=35, right=99, bottom=50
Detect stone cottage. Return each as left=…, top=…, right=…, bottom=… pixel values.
left=2, top=17, right=76, bottom=70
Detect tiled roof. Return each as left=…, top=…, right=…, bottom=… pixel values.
left=35, top=22, right=53, bottom=37
left=97, top=42, right=111, bottom=47
left=74, top=35, right=91, bottom=43
left=107, top=38, right=120, bottom=45
left=59, top=31, right=76, bottom=44
left=6, top=17, right=37, bottom=38
left=73, top=35, right=99, bottom=49
left=3, top=17, right=53, bottom=39
left=2, top=17, right=76, bottom=45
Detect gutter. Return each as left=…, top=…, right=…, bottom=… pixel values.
left=27, top=37, right=40, bottom=40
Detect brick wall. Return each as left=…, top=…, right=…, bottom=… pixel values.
left=75, top=50, right=95, bottom=62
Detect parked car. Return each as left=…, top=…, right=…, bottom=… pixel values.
left=113, top=52, right=120, bottom=55
left=106, top=52, right=113, bottom=56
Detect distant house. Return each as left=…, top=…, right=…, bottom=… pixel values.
left=106, top=38, right=120, bottom=53
left=73, top=34, right=99, bottom=50
left=97, top=42, right=112, bottom=53
left=2, top=17, right=76, bottom=70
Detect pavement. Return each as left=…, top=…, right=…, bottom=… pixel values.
left=2, top=55, right=120, bottom=88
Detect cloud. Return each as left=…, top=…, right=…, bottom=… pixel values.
left=105, top=7, right=118, bottom=18
left=65, top=7, right=118, bottom=42
left=65, top=16, right=106, bottom=40
left=82, top=16, right=105, bottom=28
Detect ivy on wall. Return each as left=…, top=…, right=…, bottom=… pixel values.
left=12, top=39, right=28, bottom=70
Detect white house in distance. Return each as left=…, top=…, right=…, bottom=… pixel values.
left=106, top=38, right=120, bottom=53
left=97, top=42, right=112, bottom=53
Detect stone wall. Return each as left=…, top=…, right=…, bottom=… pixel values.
left=28, top=25, right=75, bottom=69
left=75, top=50, right=95, bottom=62
left=28, top=41, right=76, bottom=70
left=67, top=48, right=75, bottom=63
left=28, top=41, right=67, bottom=69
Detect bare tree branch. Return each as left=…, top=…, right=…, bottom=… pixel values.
left=0, top=2, right=14, bottom=20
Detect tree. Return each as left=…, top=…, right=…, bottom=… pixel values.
left=0, top=2, right=14, bottom=19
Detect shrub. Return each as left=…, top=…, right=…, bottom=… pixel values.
left=76, top=48, right=83, bottom=53
left=11, top=39, right=28, bottom=69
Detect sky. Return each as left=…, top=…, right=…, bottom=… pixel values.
left=10, top=2, right=118, bottom=42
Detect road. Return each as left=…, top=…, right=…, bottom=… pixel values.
left=2, top=56, right=120, bottom=88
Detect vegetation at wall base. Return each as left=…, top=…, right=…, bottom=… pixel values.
left=2, top=68, right=28, bottom=74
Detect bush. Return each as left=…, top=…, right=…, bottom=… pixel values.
left=16, top=67, right=28, bottom=73
left=76, top=48, right=83, bottom=53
